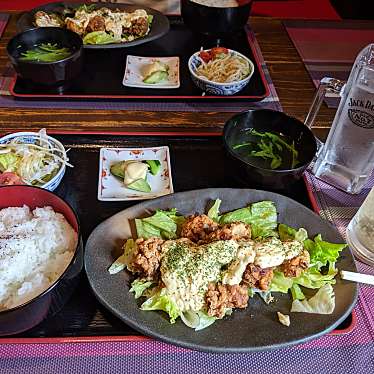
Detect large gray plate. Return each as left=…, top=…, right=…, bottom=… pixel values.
left=17, top=2, right=170, bottom=49
left=84, top=188, right=358, bottom=353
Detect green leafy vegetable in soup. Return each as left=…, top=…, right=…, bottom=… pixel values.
left=233, top=129, right=300, bottom=170
left=19, top=43, right=72, bottom=63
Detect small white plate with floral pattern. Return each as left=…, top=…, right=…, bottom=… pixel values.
left=98, top=146, right=174, bottom=201
left=123, top=55, right=180, bottom=89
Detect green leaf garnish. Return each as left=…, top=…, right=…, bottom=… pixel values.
left=19, top=43, right=71, bottom=63
left=233, top=129, right=300, bottom=170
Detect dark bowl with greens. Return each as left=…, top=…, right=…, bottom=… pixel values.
left=7, top=27, right=83, bottom=86
left=223, top=109, right=317, bottom=190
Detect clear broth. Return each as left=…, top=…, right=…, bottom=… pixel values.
left=233, top=131, right=300, bottom=170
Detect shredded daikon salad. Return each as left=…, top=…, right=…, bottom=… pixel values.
left=0, top=129, right=72, bottom=186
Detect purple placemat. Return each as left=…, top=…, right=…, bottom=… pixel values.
left=284, top=20, right=374, bottom=109
left=0, top=28, right=281, bottom=112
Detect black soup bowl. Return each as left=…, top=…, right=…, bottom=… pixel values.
left=223, top=109, right=317, bottom=190
left=0, top=185, right=83, bottom=336
left=181, top=0, right=253, bottom=36
left=7, top=27, right=83, bottom=86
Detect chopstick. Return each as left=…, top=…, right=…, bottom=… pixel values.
left=340, top=270, right=374, bottom=286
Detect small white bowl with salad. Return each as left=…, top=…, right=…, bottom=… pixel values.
left=188, top=47, right=254, bottom=95
left=0, top=129, right=71, bottom=191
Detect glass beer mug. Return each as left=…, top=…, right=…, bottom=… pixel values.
left=305, top=44, right=374, bottom=194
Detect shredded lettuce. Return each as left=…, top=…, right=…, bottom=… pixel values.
left=135, top=209, right=185, bottom=240
left=140, top=289, right=180, bottom=323
left=83, top=31, right=118, bottom=45
left=142, top=211, right=177, bottom=234
left=76, top=4, right=96, bottom=13
left=207, top=199, right=221, bottom=222
left=270, top=271, right=294, bottom=293
left=291, top=284, right=335, bottom=314
left=129, top=279, right=154, bottom=299
left=306, top=234, right=347, bottom=270
left=219, top=201, right=277, bottom=238
left=135, top=219, right=161, bottom=239
left=278, top=223, right=307, bottom=242
left=295, top=228, right=308, bottom=242
left=274, top=224, right=345, bottom=299
left=180, top=310, right=200, bottom=329
left=290, top=284, right=305, bottom=301
left=0, top=152, right=19, bottom=172
left=108, top=239, right=137, bottom=274
left=180, top=309, right=233, bottom=331
left=0, top=128, right=71, bottom=186
left=294, top=262, right=337, bottom=289
left=219, top=206, right=251, bottom=225
left=249, top=201, right=278, bottom=238
left=160, top=208, right=186, bottom=227
left=108, top=254, right=127, bottom=275
left=195, top=311, right=217, bottom=331
left=278, top=224, right=346, bottom=270
left=278, top=223, right=297, bottom=241
left=270, top=262, right=338, bottom=300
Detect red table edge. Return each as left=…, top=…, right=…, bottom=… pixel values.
left=0, top=174, right=357, bottom=345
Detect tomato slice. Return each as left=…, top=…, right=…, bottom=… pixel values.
left=199, top=51, right=211, bottom=63
left=0, top=172, right=25, bottom=186
left=210, top=47, right=229, bottom=59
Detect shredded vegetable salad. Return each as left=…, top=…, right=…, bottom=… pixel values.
left=0, top=129, right=72, bottom=186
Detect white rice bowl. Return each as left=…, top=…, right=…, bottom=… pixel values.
left=0, top=205, right=77, bottom=310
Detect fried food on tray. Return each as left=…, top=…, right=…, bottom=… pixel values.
left=205, top=283, right=249, bottom=318
left=108, top=199, right=347, bottom=330
left=127, top=237, right=164, bottom=280
left=180, top=214, right=219, bottom=243
left=34, top=11, right=64, bottom=27
left=34, top=6, right=153, bottom=44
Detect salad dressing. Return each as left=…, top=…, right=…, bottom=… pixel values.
left=161, top=240, right=238, bottom=311
left=222, top=241, right=255, bottom=285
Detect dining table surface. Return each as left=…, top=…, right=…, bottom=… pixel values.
left=0, top=12, right=335, bottom=140
left=0, top=7, right=373, bottom=374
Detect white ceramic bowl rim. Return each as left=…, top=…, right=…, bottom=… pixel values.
left=188, top=48, right=255, bottom=86
left=0, top=131, right=67, bottom=188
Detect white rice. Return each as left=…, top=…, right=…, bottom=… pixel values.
left=0, top=205, right=77, bottom=310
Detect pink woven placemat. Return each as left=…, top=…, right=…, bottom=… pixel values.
left=284, top=20, right=374, bottom=109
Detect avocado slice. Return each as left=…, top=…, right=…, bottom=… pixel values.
left=127, top=178, right=151, bottom=193
left=143, top=70, right=168, bottom=84
left=110, top=161, right=126, bottom=179
left=145, top=160, right=161, bottom=175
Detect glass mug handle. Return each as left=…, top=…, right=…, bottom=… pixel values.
left=304, top=77, right=346, bottom=130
